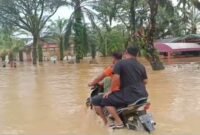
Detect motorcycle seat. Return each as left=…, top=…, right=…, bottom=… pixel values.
left=117, top=97, right=148, bottom=112
left=128, top=97, right=148, bottom=107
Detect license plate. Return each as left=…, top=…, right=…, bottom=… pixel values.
left=139, top=113, right=154, bottom=123
left=139, top=113, right=155, bottom=132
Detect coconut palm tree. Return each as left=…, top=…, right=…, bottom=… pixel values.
left=64, top=0, right=100, bottom=63
left=46, top=18, right=68, bottom=60
left=174, top=0, right=200, bottom=34
left=187, top=7, right=200, bottom=34
left=176, top=0, right=194, bottom=34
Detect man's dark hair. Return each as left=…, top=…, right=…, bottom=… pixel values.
left=127, top=46, right=139, bottom=57
left=112, top=52, right=122, bottom=60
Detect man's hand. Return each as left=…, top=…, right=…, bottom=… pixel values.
left=103, top=91, right=112, bottom=98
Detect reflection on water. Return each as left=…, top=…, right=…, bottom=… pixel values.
left=0, top=57, right=200, bottom=135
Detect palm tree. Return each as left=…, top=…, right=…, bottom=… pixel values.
left=173, top=0, right=200, bottom=35
left=46, top=18, right=67, bottom=60
left=87, top=28, right=98, bottom=64
left=176, top=0, right=192, bottom=34
left=0, top=31, right=25, bottom=63
left=94, top=0, right=125, bottom=56
left=64, top=0, right=101, bottom=63
left=187, top=7, right=200, bottom=34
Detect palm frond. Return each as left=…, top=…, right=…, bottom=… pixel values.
left=83, top=7, right=104, bottom=44
left=192, top=0, right=200, bottom=10
left=158, top=0, right=174, bottom=16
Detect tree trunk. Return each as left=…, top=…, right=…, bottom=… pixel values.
left=104, top=29, right=112, bottom=56
left=74, top=0, right=83, bottom=63
left=105, top=36, right=108, bottom=56
left=183, top=0, right=187, bottom=34
left=75, top=54, right=81, bottom=63
left=147, top=0, right=164, bottom=70
left=19, top=50, right=24, bottom=62
left=1, top=55, right=6, bottom=61
left=32, top=36, right=38, bottom=65
left=8, top=52, right=14, bottom=62
left=130, top=0, right=136, bottom=44
left=38, top=44, right=43, bottom=62
left=59, top=37, right=64, bottom=61
left=91, top=43, right=96, bottom=59
left=8, top=52, right=14, bottom=67
left=192, top=25, right=197, bottom=34
left=90, top=43, right=98, bottom=64
left=1, top=55, right=6, bottom=67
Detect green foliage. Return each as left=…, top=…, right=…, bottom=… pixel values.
left=0, top=0, right=65, bottom=64
left=192, top=0, right=200, bottom=10
left=64, top=0, right=103, bottom=62
left=0, top=31, right=25, bottom=58
left=93, top=0, right=123, bottom=27
left=98, top=25, right=126, bottom=56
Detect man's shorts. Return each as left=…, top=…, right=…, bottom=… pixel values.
left=91, top=91, right=128, bottom=108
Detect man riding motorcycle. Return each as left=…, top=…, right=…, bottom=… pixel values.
left=91, top=47, right=148, bottom=129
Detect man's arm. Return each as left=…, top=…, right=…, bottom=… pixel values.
left=103, top=74, right=120, bottom=98
left=88, top=66, right=113, bottom=86
left=88, top=73, right=106, bottom=86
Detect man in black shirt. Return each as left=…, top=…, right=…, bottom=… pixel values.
left=92, top=47, right=148, bottom=128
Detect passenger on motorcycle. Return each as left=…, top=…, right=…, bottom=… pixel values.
left=88, top=52, right=122, bottom=92
left=91, top=47, right=148, bottom=129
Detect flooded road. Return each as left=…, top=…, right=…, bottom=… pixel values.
left=0, top=57, right=200, bottom=135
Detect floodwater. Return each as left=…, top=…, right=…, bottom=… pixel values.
left=0, top=57, right=200, bottom=135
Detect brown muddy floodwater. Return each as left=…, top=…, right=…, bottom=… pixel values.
left=0, top=57, right=200, bottom=135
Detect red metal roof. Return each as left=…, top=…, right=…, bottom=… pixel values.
left=155, top=43, right=200, bottom=53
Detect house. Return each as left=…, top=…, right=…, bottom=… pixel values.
left=155, top=34, right=200, bottom=58
left=155, top=43, right=200, bottom=58
left=41, top=39, right=60, bottom=61
left=24, top=38, right=60, bottom=61
left=23, top=38, right=76, bottom=61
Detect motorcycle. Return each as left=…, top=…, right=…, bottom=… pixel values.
left=86, top=85, right=156, bottom=133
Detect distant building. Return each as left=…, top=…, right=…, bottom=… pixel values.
left=155, top=34, right=200, bottom=58
left=155, top=43, right=200, bottom=58
left=23, top=38, right=75, bottom=61
left=24, top=38, right=59, bottom=61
